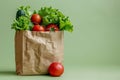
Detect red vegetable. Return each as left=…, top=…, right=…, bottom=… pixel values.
left=32, top=25, right=45, bottom=31
left=48, top=62, right=64, bottom=77
left=46, top=24, right=59, bottom=31
left=31, top=14, right=42, bottom=24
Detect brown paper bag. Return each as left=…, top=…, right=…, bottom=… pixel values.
left=15, top=31, right=64, bottom=75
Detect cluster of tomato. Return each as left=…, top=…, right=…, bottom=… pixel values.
left=31, top=14, right=59, bottom=32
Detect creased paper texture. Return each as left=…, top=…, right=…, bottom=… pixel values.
left=15, top=31, right=64, bottom=75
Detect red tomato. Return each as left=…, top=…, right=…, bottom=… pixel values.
left=31, top=14, right=42, bottom=24
left=46, top=24, right=59, bottom=31
left=32, top=25, right=45, bottom=31
left=48, top=62, right=64, bottom=77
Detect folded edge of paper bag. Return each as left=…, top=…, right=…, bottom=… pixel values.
left=15, top=31, right=24, bottom=75
left=15, top=31, right=64, bottom=75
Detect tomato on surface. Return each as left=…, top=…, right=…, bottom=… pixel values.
left=32, top=25, right=45, bottom=31
left=48, top=62, right=64, bottom=77
left=45, top=24, right=59, bottom=31
left=31, top=14, right=42, bottom=24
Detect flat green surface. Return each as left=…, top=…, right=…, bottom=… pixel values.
left=0, top=0, right=120, bottom=79
left=0, top=66, right=120, bottom=80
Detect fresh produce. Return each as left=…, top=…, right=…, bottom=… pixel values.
left=11, top=6, right=73, bottom=32
left=12, top=6, right=31, bottom=30
left=48, top=62, right=64, bottom=77
left=46, top=24, right=59, bottom=31
left=16, top=6, right=30, bottom=19
left=31, top=14, right=42, bottom=24
left=38, top=7, right=73, bottom=32
left=16, top=10, right=25, bottom=19
left=11, top=16, right=30, bottom=30
left=32, top=25, right=45, bottom=31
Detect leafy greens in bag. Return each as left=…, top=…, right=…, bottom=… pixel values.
left=38, top=7, right=73, bottom=32
left=11, top=6, right=73, bottom=32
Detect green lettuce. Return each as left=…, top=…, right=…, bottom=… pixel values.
left=11, top=16, right=30, bottom=30
left=11, top=6, right=32, bottom=30
left=38, top=7, right=73, bottom=32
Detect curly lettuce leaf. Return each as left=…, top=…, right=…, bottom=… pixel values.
left=38, top=7, right=73, bottom=32
left=11, top=16, right=30, bottom=30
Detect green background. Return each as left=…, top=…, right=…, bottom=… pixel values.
left=0, top=0, right=120, bottom=80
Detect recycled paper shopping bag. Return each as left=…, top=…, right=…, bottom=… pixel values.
left=15, top=31, right=64, bottom=75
